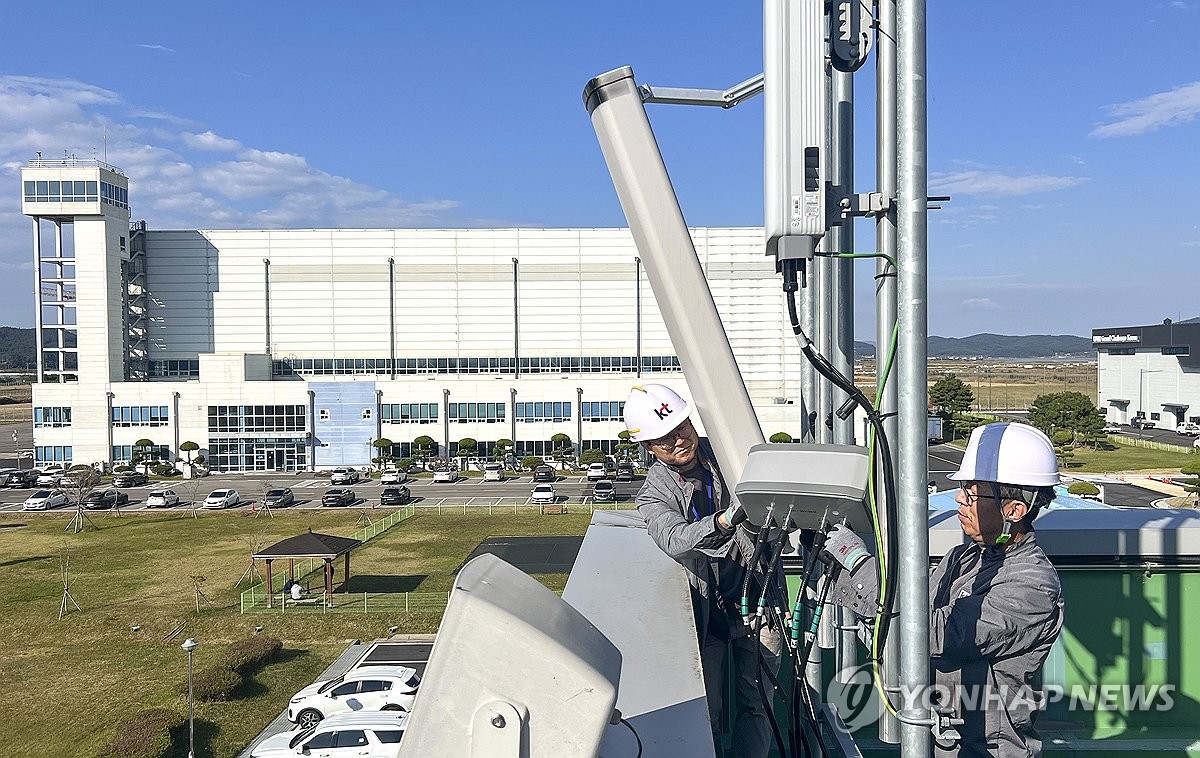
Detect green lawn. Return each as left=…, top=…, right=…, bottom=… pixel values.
left=1061, top=442, right=1198, bottom=474
left=0, top=510, right=592, bottom=758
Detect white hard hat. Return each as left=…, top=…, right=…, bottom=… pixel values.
left=623, top=384, right=692, bottom=442
left=948, top=422, right=1060, bottom=488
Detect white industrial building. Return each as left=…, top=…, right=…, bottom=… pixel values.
left=1093, top=319, right=1200, bottom=428
left=22, top=158, right=809, bottom=471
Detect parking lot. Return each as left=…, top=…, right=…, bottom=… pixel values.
left=0, top=468, right=646, bottom=513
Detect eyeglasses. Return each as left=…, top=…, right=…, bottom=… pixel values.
left=958, top=481, right=998, bottom=506
left=646, top=418, right=695, bottom=448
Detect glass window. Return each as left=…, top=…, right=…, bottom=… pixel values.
left=335, top=730, right=369, bottom=748
left=303, top=732, right=337, bottom=750
left=357, top=680, right=391, bottom=693
left=374, top=730, right=404, bottom=744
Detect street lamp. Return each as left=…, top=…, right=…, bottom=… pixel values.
left=181, top=638, right=199, bottom=758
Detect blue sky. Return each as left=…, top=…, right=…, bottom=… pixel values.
left=1, top=1, right=1197, bottom=337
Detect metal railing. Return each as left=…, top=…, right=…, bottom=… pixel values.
left=27, top=157, right=125, bottom=174
left=1108, top=434, right=1195, bottom=455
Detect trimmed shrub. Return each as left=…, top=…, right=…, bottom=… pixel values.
left=223, top=636, right=283, bottom=674
left=151, top=463, right=179, bottom=477
left=112, top=465, right=132, bottom=473
left=97, top=707, right=183, bottom=758
left=185, top=664, right=242, bottom=702
left=769, top=432, right=793, bottom=443
left=1067, top=481, right=1101, bottom=498
left=522, top=455, right=544, bottom=471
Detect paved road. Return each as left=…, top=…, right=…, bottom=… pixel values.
left=1, top=443, right=1168, bottom=513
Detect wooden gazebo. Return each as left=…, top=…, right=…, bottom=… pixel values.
left=254, top=529, right=363, bottom=608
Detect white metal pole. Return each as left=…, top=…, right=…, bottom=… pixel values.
left=897, top=1, right=932, bottom=757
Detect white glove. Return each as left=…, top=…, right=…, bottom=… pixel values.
left=822, top=524, right=871, bottom=571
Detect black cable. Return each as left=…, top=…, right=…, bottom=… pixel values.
left=749, top=530, right=789, bottom=758
left=618, top=717, right=642, bottom=758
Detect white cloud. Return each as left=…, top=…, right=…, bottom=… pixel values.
left=1091, top=80, right=1200, bottom=137
left=961, top=298, right=999, bottom=309
left=134, top=43, right=176, bottom=53
left=181, top=130, right=242, bottom=152
left=930, top=170, right=1088, bottom=197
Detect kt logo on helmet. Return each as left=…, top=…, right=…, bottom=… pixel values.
left=654, top=403, right=672, bottom=420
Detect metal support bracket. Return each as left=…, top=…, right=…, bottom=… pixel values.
left=470, top=700, right=524, bottom=757
left=841, top=192, right=893, bottom=218
left=639, top=72, right=764, bottom=109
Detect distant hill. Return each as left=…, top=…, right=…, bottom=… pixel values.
left=0, top=327, right=34, bottom=370
left=855, top=333, right=1092, bottom=359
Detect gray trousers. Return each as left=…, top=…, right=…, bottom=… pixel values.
left=700, top=622, right=783, bottom=758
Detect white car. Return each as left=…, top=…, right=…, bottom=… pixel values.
left=145, top=489, right=180, bottom=508
left=251, top=712, right=408, bottom=758
left=530, top=483, right=557, bottom=504
left=1177, top=422, right=1200, bottom=437
left=586, top=463, right=608, bottom=481
left=23, top=490, right=69, bottom=510
left=203, top=489, right=241, bottom=509
left=330, top=467, right=361, bottom=485
left=482, top=462, right=503, bottom=481
left=287, top=666, right=420, bottom=729
left=379, top=470, right=408, bottom=485
left=35, top=467, right=65, bottom=486
left=432, top=469, right=459, bottom=483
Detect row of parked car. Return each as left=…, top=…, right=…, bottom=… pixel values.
left=251, top=655, right=422, bottom=757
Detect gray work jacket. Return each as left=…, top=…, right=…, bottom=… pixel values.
left=635, top=443, right=788, bottom=638
left=832, top=532, right=1063, bottom=758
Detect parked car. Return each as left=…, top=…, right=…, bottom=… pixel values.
left=1176, top=422, right=1200, bottom=437
left=431, top=469, right=459, bottom=483
left=330, top=467, right=361, bottom=485
left=5, top=470, right=38, bottom=488
left=482, top=462, right=504, bottom=481
left=112, top=471, right=149, bottom=487
left=322, top=488, right=357, bottom=506
left=287, top=666, right=421, bottom=729
left=1101, top=423, right=1122, bottom=434
left=251, top=712, right=409, bottom=758
left=1195, top=437, right=1200, bottom=450
left=532, top=465, right=555, bottom=483
left=380, top=470, right=408, bottom=485
left=1131, top=417, right=1156, bottom=430
left=82, top=489, right=130, bottom=510
left=203, top=489, right=241, bottom=509
left=35, top=467, right=65, bottom=486
left=530, top=483, right=557, bottom=504
left=379, top=486, right=411, bottom=506
left=592, top=480, right=617, bottom=502
left=23, top=490, right=69, bottom=510
left=263, top=488, right=296, bottom=507
left=615, top=464, right=636, bottom=482
left=145, top=489, right=180, bottom=508
left=586, top=463, right=608, bottom=481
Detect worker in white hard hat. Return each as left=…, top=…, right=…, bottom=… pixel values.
left=624, top=383, right=786, bottom=758
left=823, top=422, right=1065, bottom=758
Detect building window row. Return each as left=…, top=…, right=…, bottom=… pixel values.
left=581, top=401, right=626, bottom=421
left=208, top=405, right=306, bottom=433
left=515, top=401, right=572, bottom=423
left=35, top=445, right=72, bottom=464
left=207, top=437, right=308, bottom=473
left=100, top=181, right=128, bottom=210
left=272, top=355, right=682, bottom=377
left=448, top=403, right=506, bottom=422
left=1106, top=348, right=1135, bottom=355
left=111, top=444, right=172, bottom=463
left=112, top=406, right=170, bottom=427
left=382, top=403, right=439, bottom=423
left=34, top=406, right=72, bottom=428
left=1162, top=346, right=1190, bottom=356
left=23, top=180, right=98, bottom=204
left=149, top=359, right=200, bottom=378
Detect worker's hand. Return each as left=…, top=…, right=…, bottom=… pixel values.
left=717, top=504, right=747, bottom=530
left=822, top=524, right=871, bottom=571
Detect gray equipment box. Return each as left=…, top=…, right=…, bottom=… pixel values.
left=735, top=443, right=871, bottom=531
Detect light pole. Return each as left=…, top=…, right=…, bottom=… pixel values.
left=181, top=638, right=199, bottom=758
